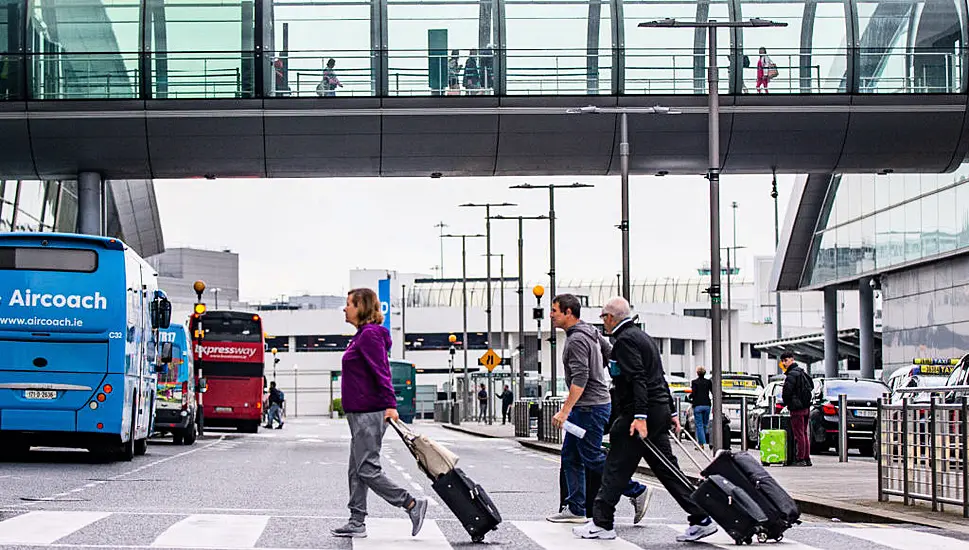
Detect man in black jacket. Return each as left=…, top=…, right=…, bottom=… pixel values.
left=574, top=297, right=716, bottom=542
left=781, top=353, right=813, bottom=466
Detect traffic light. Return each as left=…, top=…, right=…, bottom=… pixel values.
left=194, top=303, right=207, bottom=315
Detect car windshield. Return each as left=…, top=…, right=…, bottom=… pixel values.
left=824, top=380, right=889, bottom=400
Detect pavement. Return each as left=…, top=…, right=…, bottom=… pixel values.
left=0, top=417, right=967, bottom=550
left=441, top=420, right=969, bottom=534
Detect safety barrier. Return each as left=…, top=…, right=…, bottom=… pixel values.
left=537, top=397, right=566, bottom=445
left=878, top=388, right=969, bottom=517
left=513, top=399, right=538, bottom=438
left=433, top=400, right=461, bottom=425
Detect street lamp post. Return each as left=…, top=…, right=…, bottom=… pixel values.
left=448, top=333, right=457, bottom=406
left=293, top=364, right=299, bottom=418
left=533, top=285, right=545, bottom=395
left=490, top=214, right=549, bottom=398
left=639, top=17, right=786, bottom=451
left=442, top=233, right=485, bottom=418
left=510, top=183, right=592, bottom=398
left=459, top=203, right=516, bottom=373
left=434, top=221, right=448, bottom=278
left=271, top=347, right=279, bottom=381
left=211, top=287, right=222, bottom=310
left=566, top=105, right=679, bottom=300
left=771, top=171, right=782, bottom=338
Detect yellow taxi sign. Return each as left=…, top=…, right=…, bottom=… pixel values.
left=479, top=349, right=502, bottom=372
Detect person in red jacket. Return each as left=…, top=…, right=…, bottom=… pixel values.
left=331, top=288, right=428, bottom=539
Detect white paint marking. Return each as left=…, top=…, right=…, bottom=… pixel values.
left=667, top=525, right=819, bottom=549
left=513, top=520, right=640, bottom=549
left=352, top=519, right=449, bottom=550
left=151, top=514, right=269, bottom=548
left=402, top=472, right=412, bottom=480
left=410, top=482, right=424, bottom=492
left=835, top=527, right=968, bottom=550
left=0, top=511, right=110, bottom=544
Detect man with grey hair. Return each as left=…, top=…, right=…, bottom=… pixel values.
left=574, top=297, right=716, bottom=542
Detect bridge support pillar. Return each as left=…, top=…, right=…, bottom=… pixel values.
left=77, top=171, right=103, bottom=236
left=859, top=277, right=875, bottom=380
left=824, top=286, right=839, bottom=377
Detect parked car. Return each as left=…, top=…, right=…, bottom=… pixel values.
left=886, top=363, right=953, bottom=404
left=667, top=374, right=692, bottom=420
left=745, top=380, right=785, bottom=448
left=809, top=378, right=889, bottom=457
left=683, top=373, right=764, bottom=440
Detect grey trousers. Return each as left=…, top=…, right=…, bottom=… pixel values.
left=346, top=411, right=413, bottom=525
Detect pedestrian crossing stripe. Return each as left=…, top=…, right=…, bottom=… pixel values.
left=0, top=512, right=965, bottom=549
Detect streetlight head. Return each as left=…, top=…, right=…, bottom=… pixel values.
left=271, top=347, right=278, bottom=355
left=639, top=18, right=676, bottom=27
left=448, top=334, right=457, bottom=344
left=458, top=203, right=475, bottom=208
left=510, top=183, right=533, bottom=189
left=749, top=17, right=787, bottom=27
left=193, top=280, right=206, bottom=294
left=570, top=182, right=594, bottom=188
left=533, top=285, right=545, bottom=298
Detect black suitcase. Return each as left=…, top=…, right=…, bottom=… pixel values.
left=759, top=414, right=796, bottom=466
left=431, top=468, right=502, bottom=543
left=701, top=451, right=801, bottom=541
left=692, top=475, right=768, bottom=545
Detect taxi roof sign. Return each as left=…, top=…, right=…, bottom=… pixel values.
left=479, top=349, right=502, bottom=372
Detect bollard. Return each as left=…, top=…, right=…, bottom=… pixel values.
left=839, top=393, right=848, bottom=463
left=740, top=395, right=749, bottom=451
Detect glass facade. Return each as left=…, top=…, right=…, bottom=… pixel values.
left=806, top=164, right=969, bottom=287
left=0, top=179, right=77, bottom=232
left=0, top=0, right=961, bottom=99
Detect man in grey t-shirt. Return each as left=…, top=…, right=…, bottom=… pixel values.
left=546, top=294, right=651, bottom=524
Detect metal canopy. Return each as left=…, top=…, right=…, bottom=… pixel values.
left=754, top=328, right=882, bottom=366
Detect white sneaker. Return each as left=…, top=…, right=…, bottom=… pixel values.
left=629, top=486, right=652, bottom=524
left=676, top=521, right=718, bottom=542
left=572, top=521, right=617, bottom=540
left=546, top=509, right=588, bottom=524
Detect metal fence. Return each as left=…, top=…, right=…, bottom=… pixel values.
left=513, top=399, right=538, bottom=438
left=878, top=389, right=969, bottom=517
left=433, top=400, right=461, bottom=425
left=537, top=397, right=566, bottom=445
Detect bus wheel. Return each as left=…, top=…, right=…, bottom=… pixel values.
left=134, top=438, right=148, bottom=456
left=119, top=415, right=136, bottom=462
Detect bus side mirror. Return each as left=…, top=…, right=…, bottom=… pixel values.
left=159, top=342, right=173, bottom=364
left=198, top=378, right=208, bottom=393
left=152, top=298, right=172, bottom=329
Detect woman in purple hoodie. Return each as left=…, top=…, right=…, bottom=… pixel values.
left=330, top=288, right=427, bottom=539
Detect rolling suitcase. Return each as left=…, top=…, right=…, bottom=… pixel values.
left=431, top=467, right=502, bottom=543
left=759, top=429, right=788, bottom=465
left=701, top=450, right=801, bottom=542
left=390, top=419, right=502, bottom=543
left=759, top=414, right=795, bottom=466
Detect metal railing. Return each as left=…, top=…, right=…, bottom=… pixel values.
left=513, top=398, right=538, bottom=438
left=433, top=400, right=461, bottom=425
left=537, top=397, right=565, bottom=445
left=878, top=387, right=969, bottom=517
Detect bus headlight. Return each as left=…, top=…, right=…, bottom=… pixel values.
left=89, top=401, right=98, bottom=410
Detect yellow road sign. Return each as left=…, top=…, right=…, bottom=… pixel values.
left=479, top=349, right=502, bottom=372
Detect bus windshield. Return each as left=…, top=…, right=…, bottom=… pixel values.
left=195, top=312, right=262, bottom=343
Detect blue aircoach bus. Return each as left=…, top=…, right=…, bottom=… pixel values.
left=0, top=233, right=172, bottom=460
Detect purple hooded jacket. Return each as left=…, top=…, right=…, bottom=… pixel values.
left=341, top=323, right=397, bottom=413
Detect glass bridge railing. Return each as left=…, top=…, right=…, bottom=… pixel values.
left=0, top=48, right=962, bottom=100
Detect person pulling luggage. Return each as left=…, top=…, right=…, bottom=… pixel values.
left=545, top=294, right=651, bottom=524
left=331, top=288, right=428, bottom=539
left=573, top=297, right=717, bottom=543
left=264, top=381, right=285, bottom=429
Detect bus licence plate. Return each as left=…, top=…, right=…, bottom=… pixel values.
left=25, top=390, right=57, bottom=400
left=215, top=407, right=233, bottom=413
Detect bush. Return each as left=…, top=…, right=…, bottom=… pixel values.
left=331, top=397, right=344, bottom=417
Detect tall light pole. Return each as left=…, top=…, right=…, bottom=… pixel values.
left=442, top=233, right=485, bottom=418
left=490, top=214, right=549, bottom=397
left=771, top=170, right=782, bottom=338
left=510, top=183, right=592, bottom=398
left=211, top=287, right=222, bottom=310
left=459, top=203, right=517, bottom=369
left=566, top=106, right=679, bottom=301
left=434, top=221, right=448, bottom=278
left=639, top=17, right=786, bottom=451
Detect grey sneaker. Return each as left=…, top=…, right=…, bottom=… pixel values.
left=408, top=498, right=428, bottom=536
left=572, top=521, right=617, bottom=540
left=676, top=521, right=717, bottom=542
left=331, top=523, right=367, bottom=538
left=546, top=508, right=588, bottom=524
left=630, top=486, right=652, bottom=524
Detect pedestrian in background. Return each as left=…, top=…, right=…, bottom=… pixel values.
left=331, top=288, right=427, bottom=539
left=781, top=352, right=813, bottom=467
left=500, top=385, right=514, bottom=425
left=477, top=383, right=488, bottom=422
left=690, top=366, right=712, bottom=449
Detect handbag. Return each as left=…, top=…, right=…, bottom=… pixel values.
left=766, top=59, right=779, bottom=80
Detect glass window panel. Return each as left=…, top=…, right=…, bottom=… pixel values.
left=740, top=0, right=849, bottom=94
left=832, top=175, right=850, bottom=227
left=55, top=180, right=77, bottom=232
left=0, top=0, right=24, bottom=99
left=846, top=175, right=863, bottom=221
left=905, top=199, right=921, bottom=262
left=28, top=0, right=140, bottom=99
left=887, top=172, right=906, bottom=206
left=875, top=209, right=890, bottom=269
left=810, top=229, right=836, bottom=285
left=938, top=187, right=958, bottom=254
left=505, top=0, right=611, bottom=95
left=272, top=0, right=373, bottom=98
left=902, top=173, right=921, bottom=200
left=860, top=215, right=876, bottom=273
left=889, top=205, right=906, bottom=265
left=859, top=172, right=876, bottom=216
left=15, top=180, right=44, bottom=225
left=39, top=180, right=58, bottom=231
left=957, top=181, right=969, bottom=249
left=623, top=0, right=731, bottom=94
left=921, top=173, right=942, bottom=194
left=855, top=0, right=963, bottom=93
left=147, top=0, right=256, bottom=99
left=921, top=192, right=939, bottom=257
left=873, top=172, right=890, bottom=211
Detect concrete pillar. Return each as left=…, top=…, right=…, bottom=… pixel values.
left=77, top=172, right=102, bottom=235
left=859, top=277, right=875, bottom=380
left=824, top=286, right=839, bottom=377
left=662, top=337, right=672, bottom=373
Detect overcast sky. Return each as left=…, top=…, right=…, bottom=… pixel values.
left=154, top=174, right=797, bottom=303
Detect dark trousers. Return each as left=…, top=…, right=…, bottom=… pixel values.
left=592, top=406, right=708, bottom=530
left=790, top=408, right=810, bottom=461
left=502, top=404, right=512, bottom=424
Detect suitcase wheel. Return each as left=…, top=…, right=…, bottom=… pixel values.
left=472, top=535, right=485, bottom=543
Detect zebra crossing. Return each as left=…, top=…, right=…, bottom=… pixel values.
left=0, top=510, right=965, bottom=550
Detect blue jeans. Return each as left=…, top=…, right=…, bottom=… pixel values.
left=693, top=405, right=711, bottom=446
left=267, top=403, right=283, bottom=427
left=561, top=403, right=646, bottom=516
